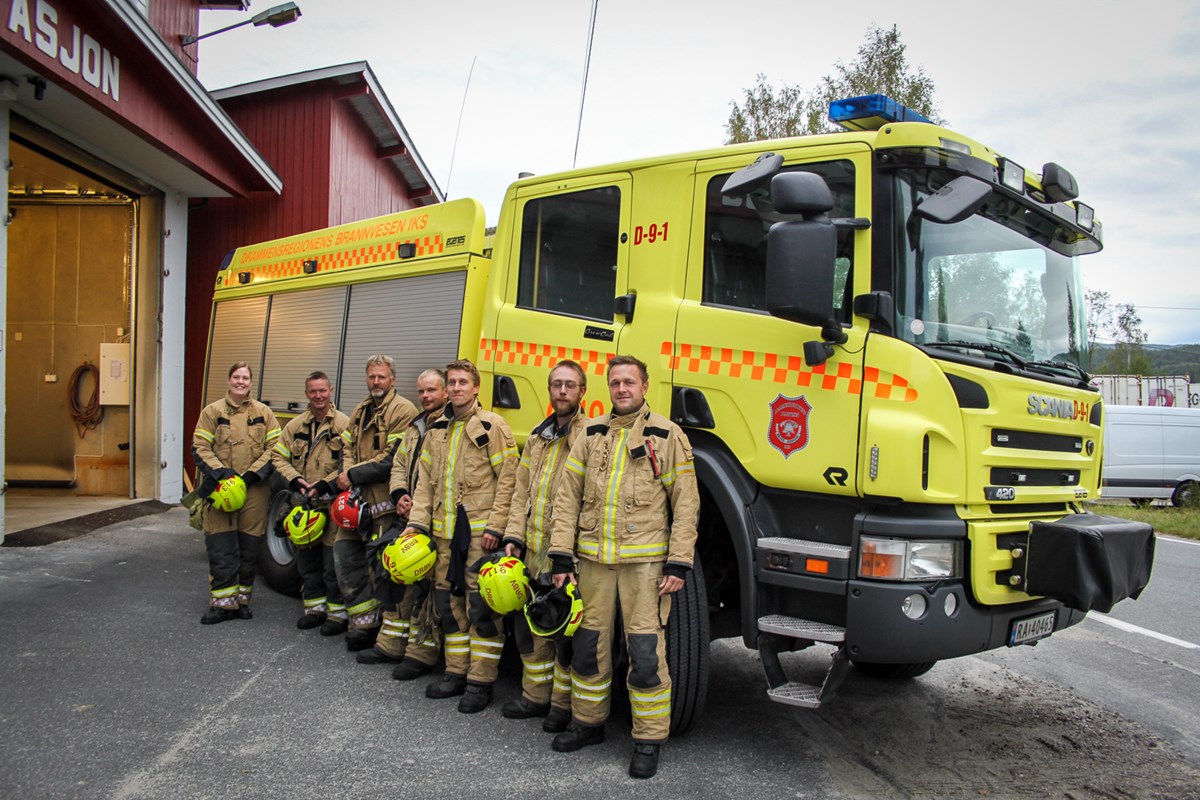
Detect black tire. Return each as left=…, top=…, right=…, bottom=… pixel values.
left=667, top=550, right=710, bottom=736
left=258, top=489, right=302, bottom=597
left=1131, top=498, right=1154, bottom=508
left=1172, top=481, right=1198, bottom=508
left=851, top=660, right=937, bottom=680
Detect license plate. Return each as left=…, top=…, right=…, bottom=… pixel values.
left=1009, top=611, right=1056, bottom=646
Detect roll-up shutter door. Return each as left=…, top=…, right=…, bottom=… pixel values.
left=259, top=286, right=348, bottom=414
left=339, top=272, right=467, bottom=410
left=204, top=296, right=269, bottom=406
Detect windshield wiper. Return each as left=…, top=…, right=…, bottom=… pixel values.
left=1024, top=358, right=1091, bottom=384
left=922, top=340, right=1027, bottom=367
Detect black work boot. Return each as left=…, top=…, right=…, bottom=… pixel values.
left=237, top=606, right=253, bottom=620
left=543, top=707, right=571, bottom=733
left=551, top=721, right=605, bottom=752
left=297, top=613, right=325, bottom=630
left=345, top=626, right=379, bottom=651
left=425, top=673, right=468, bottom=699
left=629, top=743, right=661, bottom=779
left=457, top=683, right=493, bottom=714
left=502, top=696, right=550, bottom=719
left=356, top=646, right=402, bottom=665
left=392, top=658, right=433, bottom=681
left=200, top=607, right=238, bottom=625
left=320, top=618, right=348, bottom=636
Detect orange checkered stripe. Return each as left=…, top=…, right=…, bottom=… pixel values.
left=479, top=339, right=614, bottom=377
left=222, top=236, right=444, bottom=286
left=661, top=342, right=918, bottom=402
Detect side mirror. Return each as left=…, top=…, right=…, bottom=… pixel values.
left=765, top=172, right=837, bottom=327
left=914, top=175, right=991, bottom=224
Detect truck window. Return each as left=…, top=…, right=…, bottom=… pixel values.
left=703, top=160, right=855, bottom=318
left=517, top=186, right=620, bottom=322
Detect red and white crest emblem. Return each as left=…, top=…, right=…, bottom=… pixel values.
left=767, top=394, right=811, bottom=457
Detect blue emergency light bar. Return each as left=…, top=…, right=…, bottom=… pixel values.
left=829, top=95, right=932, bottom=131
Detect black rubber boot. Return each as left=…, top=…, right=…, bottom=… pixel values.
left=425, top=673, right=467, bottom=699
left=392, top=659, right=433, bottom=681
left=200, top=607, right=238, bottom=625
left=457, top=683, right=492, bottom=714
left=543, top=707, right=572, bottom=733
left=551, top=722, right=605, bottom=752
left=629, top=743, right=661, bottom=779
left=502, top=697, right=550, bottom=719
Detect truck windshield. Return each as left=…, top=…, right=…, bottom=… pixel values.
left=892, top=169, right=1089, bottom=372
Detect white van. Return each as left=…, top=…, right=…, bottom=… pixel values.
left=1101, top=405, right=1200, bottom=506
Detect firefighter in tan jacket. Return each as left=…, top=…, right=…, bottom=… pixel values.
left=334, top=355, right=418, bottom=651
left=191, top=362, right=281, bottom=624
left=354, top=368, right=448, bottom=674
left=270, top=371, right=351, bottom=634
left=548, top=355, right=699, bottom=780
left=403, top=359, right=518, bottom=714
left=499, top=360, right=590, bottom=732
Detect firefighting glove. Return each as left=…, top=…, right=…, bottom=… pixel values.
left=310, top=480, right=333, bottom=500
left=289, top=477, right=306, bottom=493
left=550, top=554, right=574, bottom=575
left=212, top=467, right=236, bottom=482
left=241, top=471, right=260, bottom=486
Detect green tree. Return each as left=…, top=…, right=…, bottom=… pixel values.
left=726, top=25, right=943, bottom=144
left=1089, top=291, right=1152, bottom=373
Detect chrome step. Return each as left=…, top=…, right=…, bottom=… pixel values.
left=757, top=615, right=846, bottom=642
left=766, top=681, right=824, bottom=709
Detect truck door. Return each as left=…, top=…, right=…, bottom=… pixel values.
left=489, top=174, right=631, bottom=434
left=675, top=146, right=871, bottom=498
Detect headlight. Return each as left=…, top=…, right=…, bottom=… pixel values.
left=858, top=536, right=961, bottom=581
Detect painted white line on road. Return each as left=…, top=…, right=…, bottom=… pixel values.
left=1088, top=612, right=1200, bottom=650
left=1157, top=534, right=1200, bottom=548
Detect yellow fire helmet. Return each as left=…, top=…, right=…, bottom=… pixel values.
left=525, top=582, right=584, bottom=638
left=209, top=475, right=247, bottom=513
left=285, top=506, right=326, bottom=547
left=382, top=533, right=437, bottom=584
left=477, top=555, right=531, bottom=614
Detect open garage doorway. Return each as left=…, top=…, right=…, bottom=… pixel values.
left=6, top=134, right=137, bottom=496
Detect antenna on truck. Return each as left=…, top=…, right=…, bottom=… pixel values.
left=444, top=55, right=477, bottom=199
left=573, top=0, right=599, bottom=168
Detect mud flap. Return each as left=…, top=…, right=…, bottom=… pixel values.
left=1024, top=513, right=1155, bottom=613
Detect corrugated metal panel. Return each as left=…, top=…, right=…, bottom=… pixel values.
left=259, top=286, right=348, bottom=413
left=339, top=272, right=467, bottom=409
left=205, top=296, right=269, bottom=406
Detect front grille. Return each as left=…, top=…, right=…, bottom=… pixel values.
left=992, top=429, right=1082, bottom=453
left=990, top=467, right=1081, bottom=487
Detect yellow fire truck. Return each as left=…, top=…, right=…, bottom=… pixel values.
left=203, top=95, right=1154, bottom=733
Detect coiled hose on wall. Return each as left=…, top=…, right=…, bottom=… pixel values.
left=69, top=361, right=104, bottom=437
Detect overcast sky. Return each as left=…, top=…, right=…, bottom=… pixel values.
left=195, top=0, right=1200, bottom=345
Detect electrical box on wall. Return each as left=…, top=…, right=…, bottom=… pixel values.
left=100, top=343, right=131, bottom=405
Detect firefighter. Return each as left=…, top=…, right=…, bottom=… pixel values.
left=403, top=359, right=518, bottom=714
left=548, top=354, right=699, bottom=779
left=355, top=367, right=449, bottom=674
left=192, top=361, right=281, bottom=624
left=270, top=371, right=351, bottom=634
left=334, top=355, right=418, bottom=651
left=499, top=360, right=589, bottom=732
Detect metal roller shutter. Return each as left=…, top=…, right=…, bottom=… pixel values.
left=204, top=296, right=269, bottom=406
left=259, top=286, right=348, bottom=414
left=339, top=272, right=467, bottom=409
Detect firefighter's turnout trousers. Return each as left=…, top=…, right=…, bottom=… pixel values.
left=296, top=532, right=345, bottom=622
left=572, top=560, right=672, bottom=741
left=201, top=486, right=270, bottom=610
left=432, top=530, right=505, bottom=684
left=512, top=605, right=573, bottom=712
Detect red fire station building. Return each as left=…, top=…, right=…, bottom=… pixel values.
left=0, top=0, right=439, bottom=536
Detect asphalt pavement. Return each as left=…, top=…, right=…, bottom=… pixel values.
left=0, top=507, right=845, bottom=800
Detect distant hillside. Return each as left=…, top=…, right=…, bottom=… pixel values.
left=1092, top=343, right=1200, bottom=380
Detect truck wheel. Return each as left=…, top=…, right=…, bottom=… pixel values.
left=667, top=550, right=710, bottom=736
left=851, top=660, right=937, bottom=680
left=1172, top=481, right=1198, bottom=508
left=258, top=489, right=302, bottom=597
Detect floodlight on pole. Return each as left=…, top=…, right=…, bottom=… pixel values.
left=181, top=2, right=302, bottom=46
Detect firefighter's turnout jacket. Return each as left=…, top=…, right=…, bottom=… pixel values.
left=337, top=388, right=418, bottom=630
left=407, top=402, right=519, bottom=684
left=502, top=406, right=588, bottom=710
left=192, top=392, right=281, bottom=609
left=271, top=405, right=351, bottom=621
left=548, top=402, right=699, bottom=742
